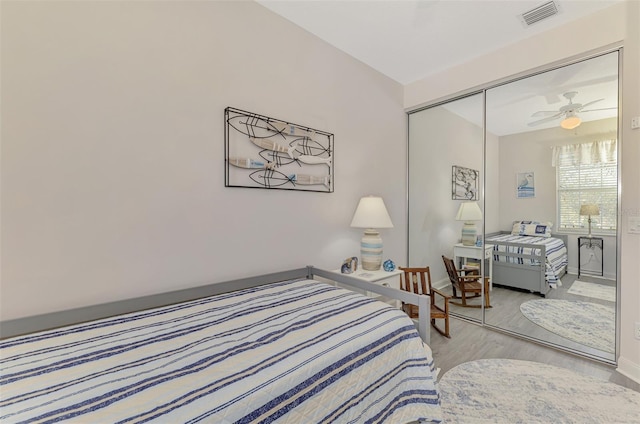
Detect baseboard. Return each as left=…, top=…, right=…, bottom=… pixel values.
left=433, top=278, right=449, bottom=291
left=566, top=267, right=616, bottom=281
left=616, top=356, right=640, bottom=385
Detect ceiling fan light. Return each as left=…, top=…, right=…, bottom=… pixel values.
left=561, top=115, right=581, bottom=129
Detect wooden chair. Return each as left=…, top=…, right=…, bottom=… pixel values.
left=442, top=255, right=491, bottom=308
left=399, top=266, right=451, bottom=338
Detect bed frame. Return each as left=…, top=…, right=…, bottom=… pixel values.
left=0, top=266, right=432, bottom=344
left=487, top=231, right=568, bottom=297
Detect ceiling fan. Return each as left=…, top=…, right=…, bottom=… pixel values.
left=528, top=91, right=615, bottom=129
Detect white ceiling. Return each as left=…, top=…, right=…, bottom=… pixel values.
left=256, top=0, right=622, bottom=85
left=256, top=0, right=621, bottom=135
left=446, top=51, right=619, bottom=136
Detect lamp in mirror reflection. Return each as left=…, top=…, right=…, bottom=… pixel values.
left=456, top=202, right=483, bottom=246
left=580, top=204, right=600, bottom=237
left=350, top=196, right=393, bottom=270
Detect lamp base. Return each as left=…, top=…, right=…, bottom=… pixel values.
left=361, top=228, right=383, bottom=271
left=461, top=222, right=477, bottom=246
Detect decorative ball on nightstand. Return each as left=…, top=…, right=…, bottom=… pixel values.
left=383, top=259, right=396, bottom=272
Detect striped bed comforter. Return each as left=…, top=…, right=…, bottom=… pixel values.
left=0, top=279, right=442, bottom=423
left=487, top=234, right=568, bottom=288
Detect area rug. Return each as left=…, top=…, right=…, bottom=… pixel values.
left=568, top=280, right=616, bottom=302
left=439, top=359, right=640, bottom=423
left=520, top=299, right=614, bottom=353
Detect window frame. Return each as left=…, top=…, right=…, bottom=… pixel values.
left=555, top=152, right=617, bottom=236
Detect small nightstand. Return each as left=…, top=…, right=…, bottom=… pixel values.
left=347, top=268, right=402, bottom=286
left=453, top=243, right=494, bottom=289
left=331, top=268, right=402, bottom=307
left=578, top=236, right=604, bottom=277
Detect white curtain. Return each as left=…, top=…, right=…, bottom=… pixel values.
left=552, top=139, right=617, bottom=167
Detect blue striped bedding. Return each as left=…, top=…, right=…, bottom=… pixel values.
left=0, top=279, right=442, bottom=423
left=487, top=234, right=568, bottom=288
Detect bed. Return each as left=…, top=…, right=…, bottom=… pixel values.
left=0, top=267, right=442, bottom=424
left=486, top=222, right=568, bottom=297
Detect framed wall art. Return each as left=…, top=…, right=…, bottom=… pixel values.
left=225, top=107, right=334, bottom=193
left=516, top=171, right=535, bottom=198
left=452, top=165, right=479, bottom=200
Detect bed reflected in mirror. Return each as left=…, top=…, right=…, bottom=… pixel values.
left=407, top=50, right=619, bottom=363
left=484, top=51, right=619, bottom=363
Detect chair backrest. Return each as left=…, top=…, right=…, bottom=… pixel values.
left=399, top=267, right=432, bottom=296
left=442, top=256, right=459, bottom=286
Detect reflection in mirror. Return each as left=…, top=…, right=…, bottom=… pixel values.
left=407, top=51, right=619, bottom=363
left=484, top=51, right=618, bottom=363
left=408, top=93, right=486, bottom=323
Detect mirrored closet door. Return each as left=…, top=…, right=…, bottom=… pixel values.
left=408, top=92, right=486, bottom=323
left=484, top=51, right=619, bottom=363
left=408, top=50, right=620, bottom=363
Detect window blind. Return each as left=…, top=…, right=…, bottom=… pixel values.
left=553, top=140, right=617, bottom=233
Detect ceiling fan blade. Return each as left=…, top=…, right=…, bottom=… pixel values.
left=531, top=110, right=560, bottom=117
left=580, top=107, right=617, bottom=113
left=528, top=113, right=564, bottom=126
left=577, top=98, right=604, bottom=110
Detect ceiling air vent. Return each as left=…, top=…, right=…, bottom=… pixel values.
left=519, top=1, right=560, bottom=27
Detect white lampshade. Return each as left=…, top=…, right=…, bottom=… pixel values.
left=455, top=202, right=483, bottom=222
left=455, top=202, right=483, bottom=246
left=351, top=196, right=393, bottom=271
left=350, top=196, right=394, bottom=229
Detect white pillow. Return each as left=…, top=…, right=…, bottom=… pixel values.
left=511, top=221, right=552, bottom=237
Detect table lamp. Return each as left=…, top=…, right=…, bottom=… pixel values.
left=350, top=196, right=394, bottom=270
left=455, top=202, right=483, bottom=246
left=580, top=204, right=600, bottom=237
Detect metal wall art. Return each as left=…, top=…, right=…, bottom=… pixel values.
left=225, top=107, right=334, bottom=192
left=452, top=165, right=479, bottom=200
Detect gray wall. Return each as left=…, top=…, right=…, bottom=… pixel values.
left=1, top=1, right=407, bottom=320
left=408, top=101, right=494, bottom=285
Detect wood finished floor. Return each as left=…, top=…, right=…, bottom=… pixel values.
left=429, top=315, right=640, bottom=394
left=430, top=275, right=640, bottom=392
left=437, top=272, right=617, bottom=362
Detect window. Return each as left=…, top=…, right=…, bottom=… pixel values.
left=553, top=140, right=617, bottom=234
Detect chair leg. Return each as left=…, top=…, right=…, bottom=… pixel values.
left=484, top=278, right=492, bottom=308
left=430, top=318, right=451, bottom=338
left=450, top=287, right=483, bottom=308
left=444, top=316, right=450, bottom=338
